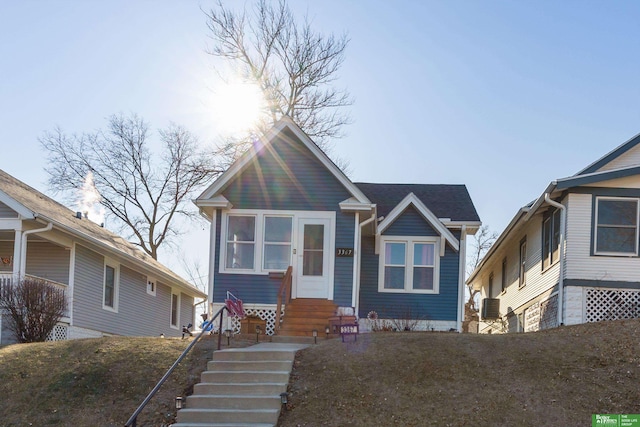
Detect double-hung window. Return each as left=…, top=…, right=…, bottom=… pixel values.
left=594, top=197, right=639, bottom=256
left=542, top=209, right=561, bottom=270
left=225, top=215, right=256, bottom=270
left=223, top=213, right=293, bottom=273
left=379, top=236, right=439, bottom=293
left=519, top=238, right=527, bottom=288
left=103, top=261, right=119, bottom=312
left=170, top=290, right=180, bottom=329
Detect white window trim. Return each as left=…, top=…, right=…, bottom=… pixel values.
left=593, top=196, right=639, bottom=257
left=219, top=209, right=334, bottom=275
left=146, top=276, right=156, bottom=296
left=170, top=289, right=180, bottom=329
left=102, top=258, right=119, bottom=313
left=377, top=235, right=440, bottom=294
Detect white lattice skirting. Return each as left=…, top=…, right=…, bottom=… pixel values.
left=213, top=304, right=284, bottom=335
left=585, top=288, right=640, bottom=323
left=46, top=323, right=69, bottom=341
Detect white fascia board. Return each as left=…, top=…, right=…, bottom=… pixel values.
left=377, top=193, right=459, bottom=252
left=0, top=189, right=35, bottom=219
left=339, top=197, right=375, bottom=212
left=466, top=206, right=530, bottom=285
left=196, top=118, right=371, bottom=204
left=523, top=182, right=557, bottom=222
left=195, top=195, right=233, bottom=209
left=440, top=220, right=482, bottom=234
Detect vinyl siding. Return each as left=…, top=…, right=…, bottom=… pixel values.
left=72, top=244, right=191, bottom=337
left=596, top=143, right=640, bottom=172
left=475, top=210, right=561, bottom=331
left=565, top=192, right=640, bottom=283
left=0, top=241, right=13, bottom=272
left=383, top=206, right=438, bottom=236
left=213, top=127, right=355, bottom=305
left=0, top=202, right=17, bottom=218
left=358, top=235, right=459, bottom=321
left=25, top=241, right=69, bottom=284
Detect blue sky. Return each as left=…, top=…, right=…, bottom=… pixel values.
left=2, top=1, right=640, bottom=278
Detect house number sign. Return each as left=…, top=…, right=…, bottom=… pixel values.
left=336, top=248, right=354, bottom=257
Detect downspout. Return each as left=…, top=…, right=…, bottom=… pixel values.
left=350, top=212, right=360, bottom=311
left=457, top=225, right=467, bottom=332
left=20, top=222, right=53, bottom=277
left=354, top=213, right=376, bottom=318
left=544, top=194, right=565, bottom=327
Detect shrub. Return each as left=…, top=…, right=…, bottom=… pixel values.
left=0, top=277, right=67, bottom=343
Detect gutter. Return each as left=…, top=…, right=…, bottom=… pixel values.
left=353, top=213, right=376, bottom=317
left=544, top=193, right=566, bottom=327
left=20, top=221, right=53, bottom=276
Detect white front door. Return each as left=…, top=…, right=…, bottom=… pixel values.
left=295, top=218, right=332, bottom=298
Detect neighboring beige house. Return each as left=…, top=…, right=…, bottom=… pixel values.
left=0, top=169, right=206, bottom=345
left=468, top=132, right=640, bottom=333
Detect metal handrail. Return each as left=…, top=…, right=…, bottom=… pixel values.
left=124, top=305, right=229, bottom=427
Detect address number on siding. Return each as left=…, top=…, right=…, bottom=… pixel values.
left=336, top=248, right=354, bottom=257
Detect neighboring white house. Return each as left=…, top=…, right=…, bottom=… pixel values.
left=0, top=169, right=206, bottom=345
left=468, top=132, right=640, bottom=333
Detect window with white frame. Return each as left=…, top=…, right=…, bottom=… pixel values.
left=222, top=212, right=294, bottom=273
left=225, top=215, right=256, bottom=270
left=147, top=277, right=156, bottom=296
left=379, top=236, right=439, bottom=293
left=542, top=208, right=561, bottom=270
left=519, top=238, right=527, bottom=288
left=263, top=216, right=293, bottom=270
left=594, top=197, right=639, bottom=256
left=170, top=290, right=180, bottom=328
left=488, top=272, right=495, bottom=298
left=103, top=261, right=119, bottom=312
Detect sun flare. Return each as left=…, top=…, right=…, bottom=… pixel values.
left=211, top=80, right=266, bottom=136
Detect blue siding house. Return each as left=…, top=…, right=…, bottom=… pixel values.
left=195, top=118, right=481, bottom=334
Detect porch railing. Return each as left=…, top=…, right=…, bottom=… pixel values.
left=274, top=266, right=292, bottom=334
left=0, top=273, right=69, bottom=318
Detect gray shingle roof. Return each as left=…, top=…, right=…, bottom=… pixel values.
left=354, top=182, right=480, bottom=222
left=0, top=169, right=205, bottom=298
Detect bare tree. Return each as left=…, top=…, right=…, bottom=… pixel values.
left=204, top=0, right=352, bottom=152
left=0, top=277, right=68, bottom=343
left=41, top=113, right=221, bottom=259
left=463, top=225, right=498, bottom=332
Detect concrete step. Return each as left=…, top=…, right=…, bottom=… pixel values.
left=212, top=350, right=295, bottom=362
left=186, top=394, right=281, bottom=410
left=176, top=408, right=279, bottom=425
left=207, top=360, right=292, bottom=372
left=194, top=382, right=287, bottom=395
left=200, top=370, right=290, bottom=383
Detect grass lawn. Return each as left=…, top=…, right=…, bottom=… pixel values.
left=1, top=319, right=639, bottom=426
left=278, top=319, right=640, bottom=427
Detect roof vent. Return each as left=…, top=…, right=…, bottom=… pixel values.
left=76, top=211, right=82, bottom=219
left=481, top=298, right=500, bottom=320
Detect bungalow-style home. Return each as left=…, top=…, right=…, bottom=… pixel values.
left=194, top=117, right=481, bottom=335
left=0, top=170, right=206, bottom=345
left=468, top=132, right=640, bottom=334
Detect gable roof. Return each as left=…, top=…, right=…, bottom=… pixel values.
left=376, top=192, right=460, bottom=252
left=355, top=183, right=481, bottom=222
left=196, top=117, right=371, bottom=209
left=576, top=131, right=640, bottom=175
left=0, top=169, right=206, bottom=299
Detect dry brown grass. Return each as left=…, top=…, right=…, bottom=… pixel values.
left=279, top=319, right=640, bottom=427
left=0, top=334, right=253, bottom=427
left=2, top=320, right=640, bottom=427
